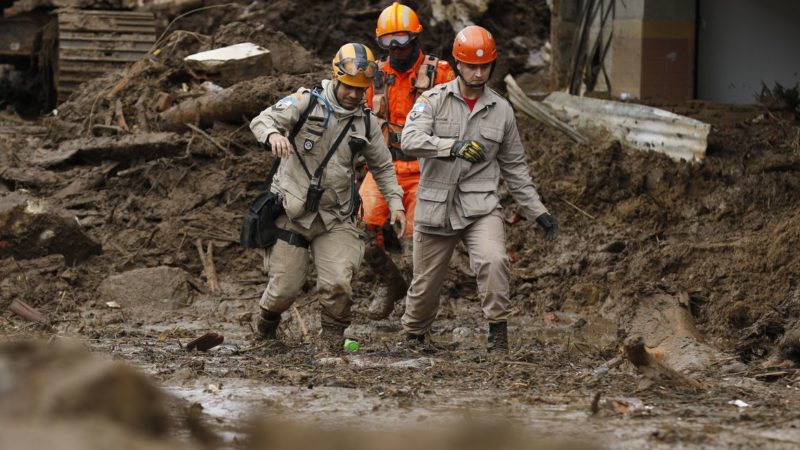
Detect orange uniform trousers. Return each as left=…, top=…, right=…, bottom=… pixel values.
left=359, top=159, right=419, bottom=237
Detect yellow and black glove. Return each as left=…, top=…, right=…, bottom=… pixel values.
left=450, top=140, right=487, bottom=163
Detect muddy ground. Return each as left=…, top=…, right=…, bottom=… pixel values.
left=2, top=0, right=800, bottom=449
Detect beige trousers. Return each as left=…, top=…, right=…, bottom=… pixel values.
left=259, top=214, right=364, bottom=327
left=401, top=213, right=511, bottom=335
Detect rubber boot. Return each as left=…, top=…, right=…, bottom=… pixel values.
left=487, top=321, right=509, bottom=353
left=365, top=247, right=408, bottom=320
left=256, top=308, right=281, bottom=340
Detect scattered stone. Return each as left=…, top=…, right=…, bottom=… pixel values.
left=0, top=192, right=101, bottom=264
left=185, top=43, right=272, bottom=84
left=97, top=266, right=199, bottom=311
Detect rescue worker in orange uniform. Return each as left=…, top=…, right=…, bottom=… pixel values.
left=359, top=2, right=456, bottom=320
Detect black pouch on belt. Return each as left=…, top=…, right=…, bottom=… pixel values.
left=239, top=190, right=284, bottom=248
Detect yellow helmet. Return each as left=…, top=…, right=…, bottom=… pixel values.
left=332, top=43, right=378, bottom=88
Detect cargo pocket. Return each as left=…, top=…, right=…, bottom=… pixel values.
left=414, top=186, right=449, bottom=228
left=458, top=180, right=498, bottom=218
left=295, top=127, right=323, bottom=153
left=434, top=121, right=460, bottom=139
left=479, top=126, right=503, bottom=156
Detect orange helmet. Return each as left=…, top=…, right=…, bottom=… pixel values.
left=376, top=2, right=423, bottom=45
left=452, top=25, right=497, bottom=64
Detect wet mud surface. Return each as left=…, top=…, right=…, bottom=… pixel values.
left=3, top=1, right=800, bottom=448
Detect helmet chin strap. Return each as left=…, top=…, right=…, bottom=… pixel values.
left=461, top=79, right=487, bottom=88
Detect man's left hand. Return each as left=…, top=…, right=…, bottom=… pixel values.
left=390, top=210, right=407, bottom=237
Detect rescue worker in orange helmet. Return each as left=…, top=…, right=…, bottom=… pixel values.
left=400, top=26, right=558, bottom=352
left=359, top=2, right=456, bottom=321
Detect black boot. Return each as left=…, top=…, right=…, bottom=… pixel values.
left=488, top=322, right=509, bottom=353
left=256, top=308, right=281, bottom=340
left=365, top=247, right=408, bottom=320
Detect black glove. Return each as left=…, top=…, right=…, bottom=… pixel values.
left=535, top=213, right=558, bottom=241
left=450, top=140, right=487, bottom=163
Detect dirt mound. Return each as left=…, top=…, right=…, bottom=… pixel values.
left=158, top=0, right=548, bottom=76
left=512, top=106, right=800, bottom=363
left=0, top=340, right=170, bottom=434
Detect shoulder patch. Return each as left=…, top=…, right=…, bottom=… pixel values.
left=408, top=97, right=430, bottom=121
left=271, top=93, right=301, bottom=111
left=411, top=97, right=429, bottom=112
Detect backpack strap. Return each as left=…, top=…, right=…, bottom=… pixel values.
left=263, top=90, right=318, bottom=188
left=413, top=54, right=439, bottom=92
left=312, top=115, right=357, bottom=181
left=362, top=107, right=371, bottom=137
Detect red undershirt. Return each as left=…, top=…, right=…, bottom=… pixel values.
left=463, top=96, right=479, bottom=111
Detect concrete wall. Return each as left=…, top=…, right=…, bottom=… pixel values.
left=697, top=0, right=800, bottom=104
left=552, top=0, right=696, bottom=101
left=611, top=0, right=696, bottom=101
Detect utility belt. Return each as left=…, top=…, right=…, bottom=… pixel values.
left=276, top=228, right=310, bottom=248
left=383, top=122, right=416, bottom=161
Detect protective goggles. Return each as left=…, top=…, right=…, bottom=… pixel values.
left=336, top=57, right=379, bottom=79
left=377, top=31, right=415, bottom=49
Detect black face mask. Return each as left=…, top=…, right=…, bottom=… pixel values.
left=389, top=40, right=421, bottom=72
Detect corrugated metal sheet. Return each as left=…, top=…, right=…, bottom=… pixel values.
left=56, top=9, right=156, bottom=104
left=543, top=92, right=711, bottom=162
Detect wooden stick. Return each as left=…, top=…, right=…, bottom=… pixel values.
left=9, top=299, right=47, bottom=323
left=195, top=239, right=220, bottom=293
left=556, top=196, right=596, bottom=220
left=205, top=241, right=220, bottom=293
left=106, top=59, right=146, bottom=100
left=186, top=123, right=232, bottom=155
left=292, top=305, right=309, bottom=339
left=114, top=99, right=129, bottom=131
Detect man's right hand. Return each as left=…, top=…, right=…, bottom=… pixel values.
left=450, top=140, right=487, bottom=163
left=267, top=133, right=294, bottom=158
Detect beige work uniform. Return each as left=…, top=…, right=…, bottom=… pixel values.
left=250, top=79, right=404, bottom=327
left=399, top=79, right=549, bottom=335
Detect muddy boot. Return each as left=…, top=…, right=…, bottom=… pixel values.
left=365, top=247, right=408, bottom=320
left=487, top=321, right=509, bottom=353
left=256, top=308, right=281, bottom=340
left=317, top=324, right=346, bottom=356
left=399, top=332, right=439, bottom=354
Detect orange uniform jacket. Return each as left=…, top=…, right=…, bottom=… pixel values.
left=360, top=51, right=455, bottom=237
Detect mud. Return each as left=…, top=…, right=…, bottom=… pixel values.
left=3, top=0, right=800, bottom=448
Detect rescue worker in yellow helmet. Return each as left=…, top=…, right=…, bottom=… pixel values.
left=249, top=43, right=406, bottom=354
left=359, top=2, right=456, bottom=321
